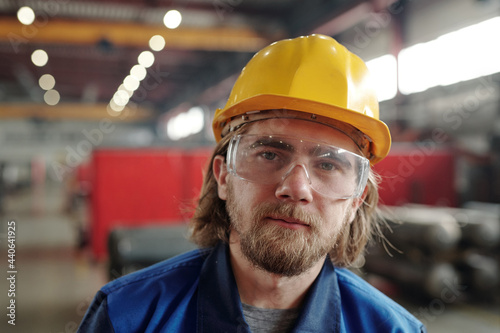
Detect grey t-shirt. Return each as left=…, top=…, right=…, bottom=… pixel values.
left=242, top=303, right=300, bottom=333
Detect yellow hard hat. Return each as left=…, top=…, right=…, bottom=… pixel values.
left=213, top=34, right=391, bottom=164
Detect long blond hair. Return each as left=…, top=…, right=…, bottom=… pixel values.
left=189, top=127, right=384, bottom=267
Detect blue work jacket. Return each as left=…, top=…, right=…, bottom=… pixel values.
left=78, top=242, right=426, bottom=332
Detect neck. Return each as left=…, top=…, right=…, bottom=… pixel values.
left=228, top=230, right=325, bottom=309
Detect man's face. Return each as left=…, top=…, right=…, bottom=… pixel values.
left=215, top=118, right=364, bottom=276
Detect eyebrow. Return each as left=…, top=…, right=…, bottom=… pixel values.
left=251, top=137, right=295, bottom=152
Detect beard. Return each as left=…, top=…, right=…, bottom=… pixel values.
left=226, top=184, right=352, bottom=277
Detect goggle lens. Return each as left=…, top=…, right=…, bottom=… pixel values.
left=227, top=134, right=369, bottom=199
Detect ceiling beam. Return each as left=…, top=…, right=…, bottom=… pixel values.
left=286, top=0, right=368, bottom=36
left=311, top=0, right=401, bottom=36
left=0, top=18, right=271, bottom=52
left=0, top=103, right=154, bottom=122
left=157, top=52, right=253, bottom=115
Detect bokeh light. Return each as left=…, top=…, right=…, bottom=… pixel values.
left=17, top=6, right=35, bottom=25
left=31, top=49, right=49, bottom=67
left=163, top=10, right=182, bottom=29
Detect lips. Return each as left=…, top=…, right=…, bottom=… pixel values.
left=268, top=216, right=310, bottom=227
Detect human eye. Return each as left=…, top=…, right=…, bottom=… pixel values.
left=314, top=150, right=352, bottom=173
left=254, top=147, right=286, bottom=166
left=261, top=151, right=278, bottom=161
left=315, top=158, right=344, bottom=174
left=249, top=137, right=292, bottom=164
left=318, top=161, right=336, bottom=171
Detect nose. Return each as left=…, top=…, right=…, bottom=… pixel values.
left=275, top=164, right=314, bottom=203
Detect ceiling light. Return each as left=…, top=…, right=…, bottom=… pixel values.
left=108, top=100, right=125, bottom=113
left=167, top=106, right=205, bottom=140
left=130, top=64, right=147, bottom=81
left=366, top=54, right=397, bottom=102
left=399, top=16, right=500, bottom=94
left=123, top=75, right=140, bottom=91
left=39, top=74, right=56, bottom=90
left=163, top=10, right=182, bottom=29
left=113, top=90, right=130, bottom=106
left=118, top=84, right=134, bottom=97
left=17, top=6, right=35, bottom=25
left=31, top=49, right=48, bottom=67
left=44, top=89, right=60, bottom=105
left=149, top=35, right=166, bottom=52
left=137, top=51, right=155, bottom=68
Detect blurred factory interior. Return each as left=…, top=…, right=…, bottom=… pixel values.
left=0, top=0, right=500, bottom=331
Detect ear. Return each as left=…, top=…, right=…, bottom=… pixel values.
left=213, top=155, right=229, bottom=200
left=347, top=186, right=368, bottom=223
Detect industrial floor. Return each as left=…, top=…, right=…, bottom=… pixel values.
left=0, top=183, right=499, bottom=332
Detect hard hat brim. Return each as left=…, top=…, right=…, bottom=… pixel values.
left=213, top=94, right=391, bottom=165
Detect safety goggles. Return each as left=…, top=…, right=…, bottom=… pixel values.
left=227, top=134, right=369, bottom=200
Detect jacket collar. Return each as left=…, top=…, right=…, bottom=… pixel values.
left=197, top=242, right=341, bottom=332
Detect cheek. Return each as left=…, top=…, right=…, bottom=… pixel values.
left=235, top=180, right=274, bottom=203
left=227, top=179, right=260, bottom=214
left=319, top=200, right=354, bottom=231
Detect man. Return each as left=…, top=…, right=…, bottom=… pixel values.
left=79, top=34, right=426, bottom=332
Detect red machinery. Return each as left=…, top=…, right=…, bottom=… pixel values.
left=374, top=144, right=457, bottom=207
left=88, top=148, right=212, bottom=260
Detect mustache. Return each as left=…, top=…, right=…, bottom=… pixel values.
left=252, top=202, right=322, bottom=229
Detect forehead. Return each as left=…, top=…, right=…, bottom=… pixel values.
left=244, top=118, right=360, bottom=153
